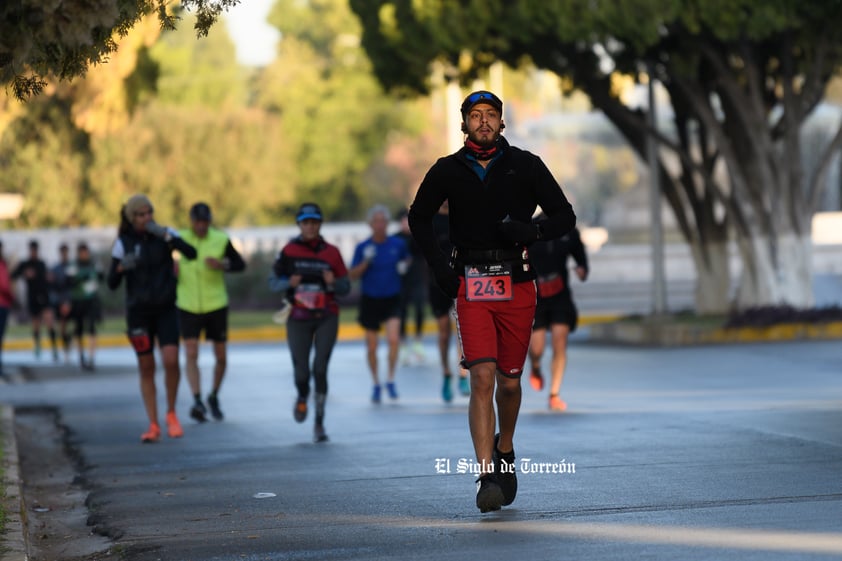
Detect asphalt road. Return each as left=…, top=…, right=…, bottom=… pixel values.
left=1, top=335, right=842, bottom=560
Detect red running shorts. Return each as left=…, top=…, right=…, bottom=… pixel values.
left=455, top=278, right=536, bottom=377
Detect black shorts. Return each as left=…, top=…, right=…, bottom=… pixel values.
left=428, top=282, right=453, bottom=318
left=357, top=295, right=401, bottom=331
left=533, top=293, right=578, bottom=332
left=26, top=293, right=50, bottom=317
left=178, top=307, right=229, bottom=342
left=72, top=299, right=100, bottom=336
left=126, top=305, right=180, bottom=355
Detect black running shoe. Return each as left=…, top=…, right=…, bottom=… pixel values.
left=190, top=401, right=207, bottom=423
left=493, top=433, right=517, bottom=506
left=476, top=474, right=504, bottom=513
left=207, top=394, right=224, bottom=420
left=313, top=424, right=329, bottom=443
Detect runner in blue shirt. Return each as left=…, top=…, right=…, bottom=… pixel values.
left=350, top=204, right=409, bottom=403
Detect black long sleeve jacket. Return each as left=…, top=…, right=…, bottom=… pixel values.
left=408, top=137, right=576, bottom=283
left=108, top=230, right=197, bottom=311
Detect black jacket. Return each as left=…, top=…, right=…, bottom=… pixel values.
left=530, top=227, right=588, bottom=297
left=108, top=230, right=196, bottom=311
left=408, top=137, right=576, bottom=283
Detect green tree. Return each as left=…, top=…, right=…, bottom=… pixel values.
left=255, top=0, right=424, bottom=220
left=0, top=9, right=280, bottom=228
left=1, top=0, right=238, bottom=100
left=150, top=14, right=247, bottom=108
left=0, top=17, right=163, bottom=227
left=0, top=97, right=92, bottom=227
left=90, top=104, right=293, bottom=227
left=350, top=0, right=842, bottom=312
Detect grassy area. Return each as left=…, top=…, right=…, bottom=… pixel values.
left=618, top=312, right=728, bottom=328
left=3, top=306, right=366, bottom=340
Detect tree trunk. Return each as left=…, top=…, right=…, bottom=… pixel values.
left=689, top=241, right=731, bottom=314
left=734, top=232, right=814, bottom=308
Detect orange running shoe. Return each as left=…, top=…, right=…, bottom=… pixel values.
left=166, top=411, right=184, bottom=438
left=141, top=423, right=161, bottom=443
left=549, top=394, right=567, bottom=412
left=293, top=398, right=308, bottom=423
left=529, top=368, right=544, bottom=391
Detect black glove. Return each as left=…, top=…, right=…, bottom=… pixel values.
left=498, top=219, right=540, bottom=244
left=432, top=260, right=460, bottom=299
left=120, top=253, right=138, bottom=271
left=145, top=221, right=170, bottom=239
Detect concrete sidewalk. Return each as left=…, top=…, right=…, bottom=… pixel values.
left=2, top=337, right=842, bottom=560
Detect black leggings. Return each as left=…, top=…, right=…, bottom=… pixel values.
left=286, top=314, right=339, bottom=399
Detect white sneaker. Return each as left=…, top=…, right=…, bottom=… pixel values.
left=412, top=341, right=426, bottom=365
left=400, top=344, right=412, bottom=366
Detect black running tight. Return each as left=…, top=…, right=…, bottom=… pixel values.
left=286, top=315, right=339, bottom=399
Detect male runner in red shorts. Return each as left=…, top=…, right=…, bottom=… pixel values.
left=409, top=90, right=576, bottom=513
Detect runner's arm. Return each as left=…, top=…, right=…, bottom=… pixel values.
left=268, top=250, right=291, bottom=292
left=569, top=228, right=589, bottom=276
left=106, top=257, right=123, bottom=290
left=222, top=241, right=246, bottom=272
left=328, top=247, right=351, bottom=296
left=107, top=240, right=125, bottom=290
left=170, top=236, right=197, bottom=260
left=408, top=166, right=450, bottom=270
left=532, top=157, right=576, bottom=240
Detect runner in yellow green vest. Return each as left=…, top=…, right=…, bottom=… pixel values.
left=177, top=202, right=246, bottom=423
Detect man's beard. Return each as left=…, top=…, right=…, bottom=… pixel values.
left=469, top=128, right=498, bottom=147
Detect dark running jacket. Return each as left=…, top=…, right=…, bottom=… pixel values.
left=530, top=227, right=588, bottom=300
left=408, top=136, right=576, bottom=284
left=108, top=230, right=197, bottom=311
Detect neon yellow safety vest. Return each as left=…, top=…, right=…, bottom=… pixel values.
left=176, top=227, right=230, bottom=314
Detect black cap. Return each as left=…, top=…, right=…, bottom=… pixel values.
left=460, top=90, right=503, bottom=119
left=296, top=203, right=323, bottom=222
left=190, top=202, right=212, bottom=222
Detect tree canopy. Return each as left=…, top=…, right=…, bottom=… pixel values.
left=0, top=0, right=431, bottom=228
left=350, top=0, right=842, bottom=311
left=254, top=0, right=431, bottom=220
left=0, top=0, right=239, bottom=100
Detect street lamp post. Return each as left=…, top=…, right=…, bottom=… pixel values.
left=648, top=62, right=667, bottom=315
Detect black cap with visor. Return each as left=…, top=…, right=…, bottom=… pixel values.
left=296, top=203, right=323, bottom=223
left=460, top=90, right=503, bottom=119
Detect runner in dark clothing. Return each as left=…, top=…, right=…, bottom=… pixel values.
left=50, top=243, right=74, bottom=363
left=108, top=194, right=197, bottom=443
left=429, top=201, right=470, bottom=402
left=0, top=241, right=13, bottom=376
left=527, top=224, right=589, bottom=411
left=11, top=240, right=57, bottom=360
left=409, top=90, right=576, bottom=513
left=270, top=203, right=350, bottom=443
left=395, top=208, right=427, bottom=366
left=68, top=242, right=104, bottom=371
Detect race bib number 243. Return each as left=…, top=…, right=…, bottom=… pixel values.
left=465, top=263, right=513, bottom=301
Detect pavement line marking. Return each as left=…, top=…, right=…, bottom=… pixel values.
left=474, top=521, right=842, bottom=554
left=289, top=515, right=842, bottom=554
